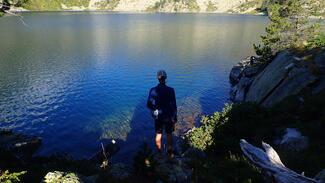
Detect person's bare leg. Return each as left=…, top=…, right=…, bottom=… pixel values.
left=166, top=133, right=173, bottom=150
left=167, top=133, right=174, bottom=158
left=155, top=133, right=162, bottom=152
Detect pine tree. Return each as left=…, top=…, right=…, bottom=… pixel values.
left=255, top=0, right=324, bottom=61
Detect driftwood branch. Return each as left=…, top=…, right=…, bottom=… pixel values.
left=240, top=139, right=319, bottom=183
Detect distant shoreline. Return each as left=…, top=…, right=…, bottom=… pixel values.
left=7, top=9, right=267, bottom=16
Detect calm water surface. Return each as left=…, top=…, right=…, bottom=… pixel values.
left=0, top=12, right=267, bottom=161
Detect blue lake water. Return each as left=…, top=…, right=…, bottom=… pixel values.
left=0, top=12, right=267, bottom=161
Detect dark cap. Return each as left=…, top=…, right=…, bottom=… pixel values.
left=157, top=70, right=167, bottom=80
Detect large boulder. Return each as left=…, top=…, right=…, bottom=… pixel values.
left=245, top=51, right=294, bottom=104
left=229, top=66, right=243, bottom=85
left=230, top=77, right=253, bottom=102
left=229, top=56, right=261, bottom=85
left=262, top=66, right=318, bottom=106
left=230, top=49, right=325, bottom=106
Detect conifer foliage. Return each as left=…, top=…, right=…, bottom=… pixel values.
left=254, top=0, right=325, bottom=60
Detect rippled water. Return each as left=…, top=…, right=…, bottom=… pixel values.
left=0, top=12, right=267, bottom=161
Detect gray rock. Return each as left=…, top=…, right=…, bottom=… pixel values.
left=314, top=50, right=325, bottom=73
left=275, top=128, right=309, bottom=151
left=314, top=169, right=325, bottom=183
left=242, top=66, right=261, bottom=78
left=262, top=67, right=318, bottom=106
left=230, top=77, right=253, bottom=102
left=229, top=56, right=263, bottom=86
left=229, top=66, right=243, bottom=85
left=313, top=76, right=325, bottom=94
left=110, top=163, right=132, bottom=180
left=246, top=51, right=294, bottom=104
left=238, top=56, right=252, bottom=67
left=154, top=156, right=192, bottom=183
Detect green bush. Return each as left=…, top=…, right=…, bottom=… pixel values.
left=186, top=104, right=231, bottom=151
left=185, top=0, right=200, bottom=11
left=206, top=1, right=217, bottom=12
left=0, top=170, right=26, bottom=183
left=308, top=33, right=325, bottom=48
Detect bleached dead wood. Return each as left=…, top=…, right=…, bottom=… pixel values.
left=240, top=139, right=319, bottom=183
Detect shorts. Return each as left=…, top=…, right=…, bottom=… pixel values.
left=155, top=120, right=174, bottom=134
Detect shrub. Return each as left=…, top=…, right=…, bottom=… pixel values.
left=308, top=33, right=325, bottom=48
left=0, top=170, right=26, bottom=183
left=186, top=104, right=231, bottom=151
left=206, top=1, right=217, bottom=12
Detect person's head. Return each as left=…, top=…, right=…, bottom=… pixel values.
left=157, top=70, right=167, bottom=84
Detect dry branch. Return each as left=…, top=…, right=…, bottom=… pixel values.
left=240, top=139, right=319, bottom=183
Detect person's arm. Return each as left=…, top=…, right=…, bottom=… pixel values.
left=171, top=88, right=177, bottom=123
left=147, top=88, right=155, bottom=110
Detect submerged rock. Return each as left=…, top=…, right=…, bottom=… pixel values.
left=0, top=128, right=41, bottom=158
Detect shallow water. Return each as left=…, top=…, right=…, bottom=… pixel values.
left=0, top=12, right=267, bottom=161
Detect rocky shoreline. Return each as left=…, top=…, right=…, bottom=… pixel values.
left=0, top=119, right=197, bottom=182
left=228, top=48, right=325, bottom=182
left=230, top=48, right=325, bottom=106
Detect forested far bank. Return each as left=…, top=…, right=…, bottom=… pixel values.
left=0, top=0, right=324, bottom=16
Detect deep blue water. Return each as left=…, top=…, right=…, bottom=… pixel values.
left=0, top=12, right=267, bottom=161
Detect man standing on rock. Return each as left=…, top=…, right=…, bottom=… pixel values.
left=147, top=70, right=177, bottom=158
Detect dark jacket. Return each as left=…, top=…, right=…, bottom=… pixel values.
left=147, top=83, right=177, bottom=123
